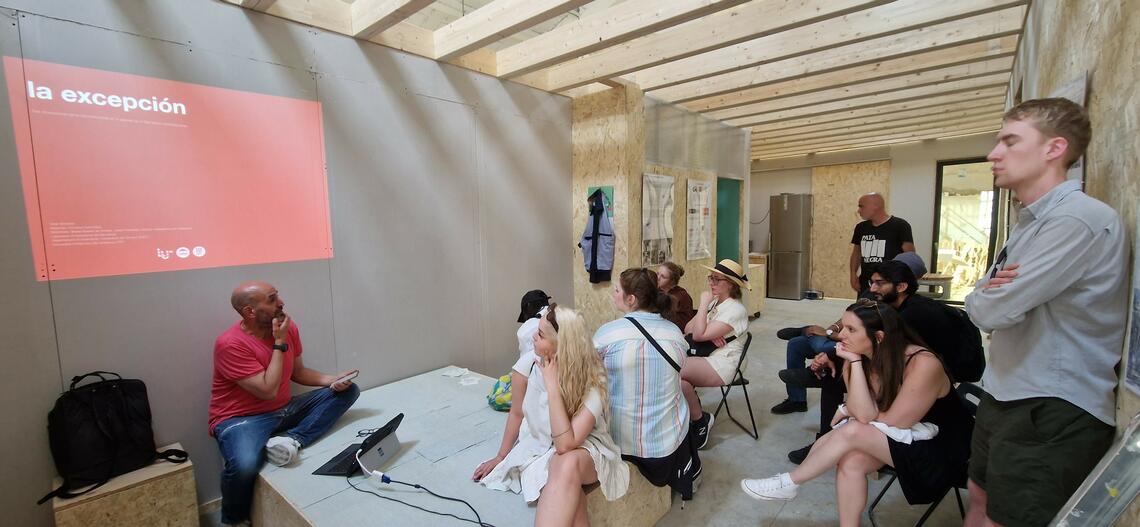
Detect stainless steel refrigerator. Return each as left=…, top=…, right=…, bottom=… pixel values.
left=768, top=193, right=812, bottom=299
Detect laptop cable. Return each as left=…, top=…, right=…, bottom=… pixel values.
left=347, top=449, right=496, bottom=527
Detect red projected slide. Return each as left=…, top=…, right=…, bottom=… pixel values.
left=3, top=57, right=332, bottom=281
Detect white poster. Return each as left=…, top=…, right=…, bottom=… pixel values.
left=687, top=179, right=712, bottom=260
left=642, top=174, right=674, bottom=265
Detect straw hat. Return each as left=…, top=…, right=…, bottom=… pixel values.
left=701, top=259, right=751, bottom=290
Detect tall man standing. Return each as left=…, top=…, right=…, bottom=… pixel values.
left=964, top=98, right=1126, bottom=527
left=209, top=281, right=360, bottom=527
left=849, top=193, right=915, bottom=298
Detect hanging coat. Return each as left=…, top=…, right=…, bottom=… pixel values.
left=579, top=189, right=614, bottom=283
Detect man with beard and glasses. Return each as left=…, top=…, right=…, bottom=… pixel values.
left=208, top=281, right=361, bottom=527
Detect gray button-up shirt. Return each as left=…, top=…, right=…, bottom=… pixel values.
left=965, top=179, right=1127, bottom=425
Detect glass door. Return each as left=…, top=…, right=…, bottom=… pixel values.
left=932, top=159, right=999, bottom=303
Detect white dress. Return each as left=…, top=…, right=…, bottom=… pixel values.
left=480, top=366, right=629, bottom=502
left=702, top=297, right=750, bottom=385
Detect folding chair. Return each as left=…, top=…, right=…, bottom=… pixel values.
left=867, top=382, right=987, bottom=527
left=713, top=332, right=757, bottom=440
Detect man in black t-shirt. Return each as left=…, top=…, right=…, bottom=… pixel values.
left=849, top=193, right=914, bottom=298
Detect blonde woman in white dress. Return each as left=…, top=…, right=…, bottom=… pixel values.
left=478, top=305, right=629, bottom=526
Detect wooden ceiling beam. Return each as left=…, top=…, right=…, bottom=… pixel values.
left=756, top=123, right=998, bottom=153
left=496, top=0, right=749, bottom=78
left=711, top=57, right=1013, bottom=122
left=652, top=5, right=1025, bottom=104
left=683, top=35, right=1017, bottom=113
left=433, top=0, right=590, bottom=61
left=352, top=0, right=435, bottom=39
left=746, top=89, right=1008, bottom=131
left=752, top=125, right=1003, bottom=158
left=725, top=75, right=1011, bottom=128
left=753, top=114, right=1001, bottom=150
left=630, top=0, right=1026, bottom=92
left=534, top=0, right=888, bottom=92
left=750, top=104, right=1005, bottom=143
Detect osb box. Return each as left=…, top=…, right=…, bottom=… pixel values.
left=52, top=442, right=197, bottom=527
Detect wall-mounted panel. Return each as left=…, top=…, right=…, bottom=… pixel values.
left=809, top=161, right=891, bottom=300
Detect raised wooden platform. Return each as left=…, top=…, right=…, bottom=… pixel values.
left=251, top=367, right=670, bottom=526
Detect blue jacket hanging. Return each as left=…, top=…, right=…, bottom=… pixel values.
left=579, top=188, right=614, bottom=283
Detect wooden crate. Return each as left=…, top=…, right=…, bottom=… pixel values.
left=52, top=442, right=197, bottom=527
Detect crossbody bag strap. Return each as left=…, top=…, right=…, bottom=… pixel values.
left=625, top=317, right=681, bottom=372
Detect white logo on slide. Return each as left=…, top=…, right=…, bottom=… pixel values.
left=156, top=248, right=173, bottom=260
left=192, top=246, right=206, bottom=257
left=176, top=247, right=190, bottom=258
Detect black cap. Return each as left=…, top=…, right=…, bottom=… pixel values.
left=518, top=290, right=551, bottom=323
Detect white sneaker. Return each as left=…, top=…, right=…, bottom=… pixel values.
left=740, top=474, right=799, bottom=501
left=265, top=436, right=301, bottom=466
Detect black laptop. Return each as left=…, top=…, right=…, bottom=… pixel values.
left=313, top=413, right=404, bottom=477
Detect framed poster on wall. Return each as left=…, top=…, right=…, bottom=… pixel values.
left=687, top=179, right=711, bottom=260
left=642, top=174, right=674, bottom=265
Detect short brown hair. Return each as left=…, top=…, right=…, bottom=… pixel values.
left=1003, top=98, right=1091, bottom=168
left=658, top=261, right=684, bottom=287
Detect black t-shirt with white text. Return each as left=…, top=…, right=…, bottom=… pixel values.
left=850, top=216, right=914, bottom=285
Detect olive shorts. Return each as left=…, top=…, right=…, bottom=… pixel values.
left=968, top=394, right=1114, bottom=526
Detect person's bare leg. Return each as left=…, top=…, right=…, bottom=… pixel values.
left=680, top=358, right=724, bottom=421
left=788, top=420, right=892, bottom=484
left=835, top=451, right=883, bottom=527
left=571, top=486, right=589, bottom=527
left=963, top=479, right=1004, bottom=527
left=536, top=449, right=598, bottom=527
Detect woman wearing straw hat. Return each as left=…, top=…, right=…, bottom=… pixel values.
left=682, top=258, right=751, bottom=449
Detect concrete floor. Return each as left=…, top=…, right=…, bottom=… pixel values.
left=656, top=297, right=968, bottom=527
left=202, top=297, right=970, bottom=526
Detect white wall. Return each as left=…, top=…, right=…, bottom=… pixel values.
left=748, top=168, right=811, bottom=253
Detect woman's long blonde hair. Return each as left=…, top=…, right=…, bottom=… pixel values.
left=549, top=306, right=609, bottom=418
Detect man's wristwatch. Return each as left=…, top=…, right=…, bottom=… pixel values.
left=273, top=342, right=289, bottom=352
left=826, top=328, right=834, bottom=336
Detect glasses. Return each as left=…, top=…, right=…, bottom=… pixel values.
left=707, top=275, right=729, bottom=284
left=867, top=279, right=890, bottom=287
left=545, top=302, right=559, bottom=332
left=855, top=298, right=886, bottom=320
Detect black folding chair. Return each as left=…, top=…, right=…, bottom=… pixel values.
left=713, top=332, right=757, bottom=440
left=867, top=382, right=987, bottom=527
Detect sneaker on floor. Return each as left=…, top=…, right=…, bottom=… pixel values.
left=265, top=436, right=301, bottom=466
left=741, top=474, right=799, bottom=501
left=776, top=326, right=806, bottom=340
left=770, top=398, right=808, bottom=415
left=787, top=442, right=813, bottom=465
left=691, top=411, right=715, bottom=449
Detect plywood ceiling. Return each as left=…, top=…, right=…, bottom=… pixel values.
left=227, top=0, right=1026, bottom=160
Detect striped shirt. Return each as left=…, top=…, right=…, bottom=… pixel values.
left=594, top=311, right=689, bottom=458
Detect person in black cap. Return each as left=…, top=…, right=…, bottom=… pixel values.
left=473, top=289, right=551, bottom=480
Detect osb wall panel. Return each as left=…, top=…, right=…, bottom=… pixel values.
left=572, top=85, right=645, bottom=332
left=1014, top=1, right=1140, bottom=523
left=645, top=163, right=718, bottom=302
left=809, top=161, right=891, bottom=300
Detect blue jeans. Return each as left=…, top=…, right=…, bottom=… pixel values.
left=784, top=335, right=837, bottom=402
left=214, top=385, right=360, bottom=523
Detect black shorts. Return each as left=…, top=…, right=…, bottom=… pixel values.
left=621, top=432, right=700, bottom=500
left=968, top=394, right=1113, bottom=526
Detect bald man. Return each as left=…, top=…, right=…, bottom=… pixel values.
left=849, top=193, right=914, bottom=298
left=208, top=281, right=359, bottom=527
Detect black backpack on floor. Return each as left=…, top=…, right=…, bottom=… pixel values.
left=37, top=371, right=187, bottom=504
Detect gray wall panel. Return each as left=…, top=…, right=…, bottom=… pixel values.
left=0, top=8, right=63, bottom=526
left=0, top=1, right=570, bottom=523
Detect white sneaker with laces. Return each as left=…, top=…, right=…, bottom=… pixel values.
left=740, top=473, right=799, bottom=501
left=265, top=436, right=301, bottom=466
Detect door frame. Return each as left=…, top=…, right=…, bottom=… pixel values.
left=931, top=157, right=1000, bottom=303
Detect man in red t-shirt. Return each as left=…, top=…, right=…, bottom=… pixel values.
left=209, top=281, right=359, bottom=526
